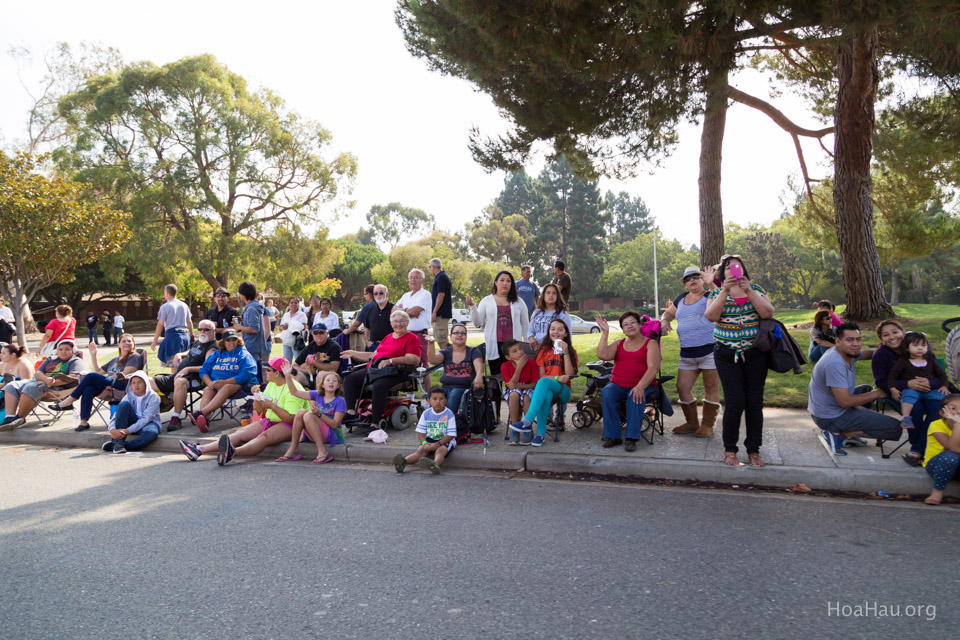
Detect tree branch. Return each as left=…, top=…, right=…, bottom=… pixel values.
left=727, top=87, right=834, bottom=138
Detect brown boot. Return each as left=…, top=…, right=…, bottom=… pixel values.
left=672, top=400, right=699, bottom=434
left=696, top=400, right=720, bottom=438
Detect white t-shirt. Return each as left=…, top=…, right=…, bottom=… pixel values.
left=113, top=314, right=125, bottom=328
left=397, top=288, right=432, bottom=332
left=0, top=305, right=14, bottom=324
left=281, top=310, right=309, bottom=327
left=313, top=312, right=339, bottom=332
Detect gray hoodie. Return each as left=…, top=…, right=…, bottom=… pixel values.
left=109, top=370, right=161, bottom=433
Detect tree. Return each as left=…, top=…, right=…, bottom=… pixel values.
left=0, top=152, right=131, bottom=345
left=58, top=54, right=357, bottom=291
left=259, top=225, right=342, bottom=301
left=600, top=231, right=699, bottom=306
left=38, top=258, right=146, bottom=316
left=7, top=41, right=123, bottom=154
left=466, top=205, right=529, bottom=265
left=365, top=202, right=435, bottom=249
left=605, top=190, right=653, bottom=245
left=329, top=239, right=387, bottom=310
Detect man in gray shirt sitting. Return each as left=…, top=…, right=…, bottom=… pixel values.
left=807, top=322, right=902, bottom=455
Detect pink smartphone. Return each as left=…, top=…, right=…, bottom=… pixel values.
left=729, top=262, right=743, bottom=280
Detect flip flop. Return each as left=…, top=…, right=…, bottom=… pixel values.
left=311, top=455, right=334, bottom=465
left=275, top=454, right=302, bottom=462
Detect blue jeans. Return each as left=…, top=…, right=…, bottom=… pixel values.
left=70, top=373, right=127, bottom=421
left=523, top=378, right=571, bottom=436
left=445, top=386, right=468, bottom=414
left=282, top=345, right=302, bottom=365
left=601, top=382, right=647, bottom=441
left=87, top=328, right=99, bottom=345
left=808, top=344, right=830, bottom=363
left=110, top=401, right=160, bottom=450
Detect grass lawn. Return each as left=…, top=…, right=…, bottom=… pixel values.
left=129, top=303, right=958, bottom=408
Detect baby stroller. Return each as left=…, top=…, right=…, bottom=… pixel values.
left=571, top=361, right=613, bottom=429
left=343, top=360, right=432, bottom=433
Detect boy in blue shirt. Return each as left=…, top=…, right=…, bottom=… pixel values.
left=393, top=388, right=457, bottom=475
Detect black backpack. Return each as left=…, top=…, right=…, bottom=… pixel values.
left=456, top=378, right=500, bottom=443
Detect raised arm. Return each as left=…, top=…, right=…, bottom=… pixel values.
left=594, top=316, right=618, bottom=361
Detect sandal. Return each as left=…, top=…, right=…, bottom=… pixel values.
left=723, top=452, right=739, bottom=466
left=311, top=455, right=334, bottom=465
left=748, top=453, right=766, bottom=467
left=275, top=454, right=302, bottom=462
left=901, top=452, right=922, bottom=467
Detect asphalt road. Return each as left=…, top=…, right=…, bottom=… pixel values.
left=1, top=445, right=956, bottom=640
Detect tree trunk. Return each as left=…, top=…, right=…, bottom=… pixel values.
left=911, top=261, right=924, bottom=301
left=698, top=57, right=731, bottom=268
left=890, top=266, right=899, bottom=306
left=832, top=27, right=892, bottom=321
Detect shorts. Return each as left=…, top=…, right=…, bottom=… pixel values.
left=3, top=379, right=49, bottom=402
left=433, top=317, right=449, bottom=344
left=900, top=388, right=944, bottom=406
left=423, top=435, right=455, bottom=454
left=678, top=352, right=716, bottom=370
left=153, top=373, right=201, bottom=396
left=502, top=388, right=534, bottom=401
left=257, top=417, right=293, bottom=435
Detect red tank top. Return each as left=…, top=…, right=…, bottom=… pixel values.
left=611, top=338, right=656, bottom=388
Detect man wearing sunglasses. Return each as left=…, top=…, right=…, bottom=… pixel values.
left=205, top=287, right=240, bottom=337
left=350, top=285, right=394, bottom=351
left=150, top=319, right=219, bottom=431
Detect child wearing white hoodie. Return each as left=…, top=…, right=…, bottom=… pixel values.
left=103, top=370, right=162, bottom=454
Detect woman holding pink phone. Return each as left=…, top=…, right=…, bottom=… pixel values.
left=704, top=254, right=775, bottom=467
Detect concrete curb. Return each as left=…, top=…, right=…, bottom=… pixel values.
left=2, top=428, right=956, bottom=499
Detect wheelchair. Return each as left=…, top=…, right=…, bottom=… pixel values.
left=342, top=359, right=433, bottom=433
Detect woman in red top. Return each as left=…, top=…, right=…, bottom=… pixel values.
left=340, top=309, right=422, bottom=431
left=36, top=305, right=77, bottom=357
left=508, top=319, right=578, bottom=447
left=595, top=311, right=661, bottom=452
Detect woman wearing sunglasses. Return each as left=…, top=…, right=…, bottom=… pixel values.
left=704, top=254, right=775, bottom=467
left=660, top=266, right=720, bottom=438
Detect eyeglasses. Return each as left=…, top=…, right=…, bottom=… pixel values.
left=374, top=292, right=387, bottom=296
left=214, top=293, right=228, bottom=298
left=682, top=275, right=702, bottom=283
left=199, top=327, right=215, bottom=332
left=621, top=322, right=640, bottom=328
left=224, top=337, right=239, bottom=342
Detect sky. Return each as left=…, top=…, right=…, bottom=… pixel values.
left=0, top=1, right=834, bottom=249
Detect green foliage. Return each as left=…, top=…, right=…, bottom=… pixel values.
left=600, top=232, right=699, bottom=304
left=0, top=151, right=131, bottom=341
left=365, top=202, right=435, bottom=249
left=330, top=239, right=387, bottom=309
left=57, top=54, right=357, bottom=291
left=260, top=225, right=342, bottom=301
left=605, top=190, right=653, bottom=245
left=466, top=205, right=529, bottom=265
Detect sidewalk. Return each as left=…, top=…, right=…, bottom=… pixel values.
left=2, top=400, right=956, bottom=500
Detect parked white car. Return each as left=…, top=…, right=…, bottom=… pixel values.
left=341, top=310, right=358, bottom=329
left=569, top=315, right=601, bottom=334
left=450, top=309, right=472, bottom=325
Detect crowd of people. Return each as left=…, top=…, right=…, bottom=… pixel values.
left=0, top=253, right=957, bottom=501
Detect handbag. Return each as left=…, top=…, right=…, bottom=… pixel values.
left=367, top=358, right=405, bottom=382
left=40, top=318, right=73, bottom=357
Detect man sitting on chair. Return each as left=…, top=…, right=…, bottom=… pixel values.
left=292, top=326, right=342, bottom=388
left=808, top=322, right=903, bottom=455
left=1, top=340, right=86, bottom=430
left=151, top=319, right=219, bottom=431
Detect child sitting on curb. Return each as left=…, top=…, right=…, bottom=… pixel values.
left=923, top=394, right=960, bottom=505
left=499, top=339, right=539, bottom=444
left=394, top=387, right=457, bottom=475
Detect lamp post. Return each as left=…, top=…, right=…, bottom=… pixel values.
left=652, top=225, right=659, bottom=318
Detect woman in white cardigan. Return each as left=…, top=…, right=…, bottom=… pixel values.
left=465, top=270, right=530, bottom=377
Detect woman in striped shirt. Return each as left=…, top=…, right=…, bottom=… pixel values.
left=705, top=255, right=775, bottom=467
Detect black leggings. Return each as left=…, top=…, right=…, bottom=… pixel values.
left=343, top=368, right=408, bottom=425
left=714, top=344, right=769, bottom=454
